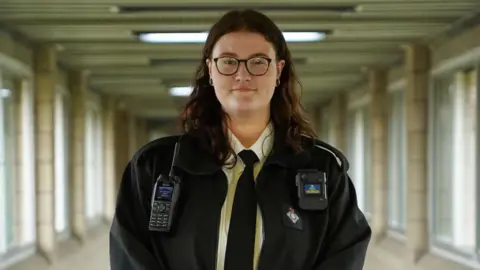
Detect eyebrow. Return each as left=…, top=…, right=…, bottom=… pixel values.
left=217, top=52, right=270, bottom=58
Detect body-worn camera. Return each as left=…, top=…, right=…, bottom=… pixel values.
left=295, top=169, right=328, bottom=210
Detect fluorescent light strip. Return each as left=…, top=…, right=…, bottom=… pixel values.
left=138, top=31, right=326, bottom=43
left=169, top=86, right=193, bottom=97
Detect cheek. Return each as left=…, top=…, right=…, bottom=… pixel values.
left=212, top=74, right=233, bottom=97
left=257, top=77, right=277, bottom=97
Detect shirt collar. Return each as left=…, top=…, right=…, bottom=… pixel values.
left=228, top=122, right=274, bottom=164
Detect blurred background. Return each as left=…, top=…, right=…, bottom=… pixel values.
left=0, top=0, right=479, bottom=269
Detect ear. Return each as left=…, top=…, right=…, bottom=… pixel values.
left=206, top=59, right=213, bottom=77
left=276, top=59, right=286, bottom=79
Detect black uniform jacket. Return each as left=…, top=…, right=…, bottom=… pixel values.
left=109, top=133, right=372, bottom=270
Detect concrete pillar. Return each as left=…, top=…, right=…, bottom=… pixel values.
left=128, top=114, right=137, bottom=157
left=68, top=70, right=89, bottom=243
left=103, top=97, right=117, bottom=221
left=137, top=119, right=149, bottom=149
left=369, top=68, right=389, bottom=243
left=115, top=108, right=130, bottom=191
left=329, top=93, right=347, bottom=152
left=404, top=44, right=430, bottom=263
left=33, top=45, right=57, bottom=263
left=308, top=105, right=322, bottom=137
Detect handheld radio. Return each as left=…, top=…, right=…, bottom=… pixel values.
left=295, top=169, right=328, bottom=210
left=149, top=142, right=181, bottom=232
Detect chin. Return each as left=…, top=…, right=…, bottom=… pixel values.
left=232, top=102, right=268, bottom=115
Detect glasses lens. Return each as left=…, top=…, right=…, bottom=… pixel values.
left=247, top=57, right=270, bottom=75
left=216, top=57, right=239, bottom=75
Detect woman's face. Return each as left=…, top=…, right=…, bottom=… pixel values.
left=207, top=31, right=285, bottom=117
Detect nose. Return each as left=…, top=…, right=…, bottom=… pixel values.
left=235, top=62, right=251, bottom=82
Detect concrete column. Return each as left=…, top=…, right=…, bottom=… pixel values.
left=33, top=45, right=57, bottom=263
left=329, top=93, right=347, bottom=152
left=103, top=97, right=117, bottom=221
left=68, top=70, right=89, bottom=243
left=369, top=68, right=388, bottom=243
left=115, top=108, right=130, bottom=191
left=405, top=44, right=430, bottom=263
left=314, top=106, right=323, bottom=139
left=137, top=119, right=149, bottom=148
left=128, top=114, right=137, bottom=157
left=307, top=105, right=322, bottom=137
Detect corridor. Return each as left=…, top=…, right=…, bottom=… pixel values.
left=1, top=1, right=480, bottom=270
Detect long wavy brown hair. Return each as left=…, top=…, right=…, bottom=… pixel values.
left=180, top=9, right=317, bottom=166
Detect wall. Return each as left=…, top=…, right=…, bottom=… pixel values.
left=342, top=25, right=480, bottom=270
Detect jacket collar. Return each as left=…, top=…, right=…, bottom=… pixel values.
left=174, top=132, right=314, bottom=176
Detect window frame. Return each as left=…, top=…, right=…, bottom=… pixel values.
left=54, top=85, right=71, bottom=240
left=84, top=97, right=105, bottom=227
left=346, top=105, right=372, bottom=217
left=0, top=69, right=7, bottom=255
left=428, top=63, right=480, bottom=268
left=0, top=67, right=37, bottom=270
left=386, top=88, right=407, bottom=236
left=0, top=71, right=18, bottom=253
left=477, top=64, right=480, bottom=262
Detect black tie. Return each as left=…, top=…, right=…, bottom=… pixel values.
left=224, top=149, right=259, bottom=270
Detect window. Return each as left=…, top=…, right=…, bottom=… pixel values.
left=346, top=106, right=372, bottom=216
left=54, top=88, right=69, bottom=235
left=0, top=73, right=16, bottom=254
left=387, top=89, right=407, bottom=233
left=430, top=68, right=478, bottom=259
left=19, top=80, right=35, bottom=247
left=0, top=71, right=36, bottom=269
left=85, top=108, right=104, bottom=225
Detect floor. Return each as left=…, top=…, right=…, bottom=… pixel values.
left=7, top=232, right=384, bottom=270
left=50, top=233, right=384, bottom=270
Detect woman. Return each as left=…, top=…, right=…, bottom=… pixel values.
left=110, top=9, right=371, bottom=270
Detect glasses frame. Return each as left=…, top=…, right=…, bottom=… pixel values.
left=213, top=56, right=273, bottom=76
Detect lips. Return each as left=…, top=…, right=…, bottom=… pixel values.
left=233, top=88, right=255, bottom=92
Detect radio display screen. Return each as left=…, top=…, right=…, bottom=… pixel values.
left=155, top=185, right=174, bottom=201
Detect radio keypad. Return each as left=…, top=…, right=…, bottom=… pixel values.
left=150, top=201, right=171, bottom=228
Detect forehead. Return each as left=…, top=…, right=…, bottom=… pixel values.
left=212, top=31, right=276, bottom=58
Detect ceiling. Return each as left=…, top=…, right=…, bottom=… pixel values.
left=0, top=0, right=479, bottom=121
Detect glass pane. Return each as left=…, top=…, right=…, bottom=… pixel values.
left=346, top=107, right=370, bottom=214
left=94, top=112, right=103, bottom=218
left=363, top=106, right=372, bottom=215
left=432, top=70, right=477, bottom=255
left=387, top=90, right=406, bottom=232
left=450, top=70, right=476, bottom=253
left=0, top=90, right=6, bottom=253
left=432, top=75, right=454, bottom=242
left=54, top=91, right=69, bottom=233
left=85, top=110, right=94, bottom=220
left=1, top=76, right=16, bottom=248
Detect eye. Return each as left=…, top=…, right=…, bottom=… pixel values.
left=221, top=58, right=237, bottom=65
left=250, top=57, right=268, bottom=65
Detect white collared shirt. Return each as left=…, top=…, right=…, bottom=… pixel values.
left=216, top=123, right=274, bottom=270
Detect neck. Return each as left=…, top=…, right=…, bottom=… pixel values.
left=227, top=110, right=270, bottom=148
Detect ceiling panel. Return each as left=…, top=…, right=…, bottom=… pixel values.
left=0, top=0, right=478, bottom=119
